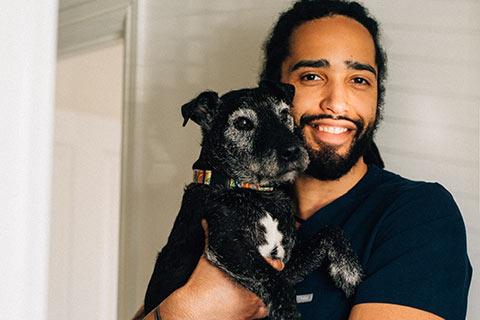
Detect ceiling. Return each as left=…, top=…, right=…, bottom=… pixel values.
left=59, top=0, right=97, bottom=11
left=57, top=0, right=130, bottom=57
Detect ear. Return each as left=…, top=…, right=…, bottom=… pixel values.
left=259, top=80, right=295, bottom=105
left=181, top=91, right=220, bottom=130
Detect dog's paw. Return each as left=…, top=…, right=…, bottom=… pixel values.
left=328, top=256, right=362, bottom=297
left=268, top=307, right=301, bottom=320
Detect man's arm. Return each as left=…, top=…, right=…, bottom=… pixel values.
left=349, top=303, right=444, bottom=320
left=142, top=219, right=281, bottom=320
left=143, top=256, right=269, bottom=320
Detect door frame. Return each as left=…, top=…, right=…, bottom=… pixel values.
left=57, top=1, right=138, bottom=318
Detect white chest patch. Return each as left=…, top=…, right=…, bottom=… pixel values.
left=257, top=213, right=285, bottom=260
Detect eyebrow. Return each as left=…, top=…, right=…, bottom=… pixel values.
left=345, top=60, right=377, bottom=77
left=289, top=59, right=377, bottom=77
left=289, top=59, right=330, bottom=72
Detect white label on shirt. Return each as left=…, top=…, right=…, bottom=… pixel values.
left=296, top=293, right=313, bottom=304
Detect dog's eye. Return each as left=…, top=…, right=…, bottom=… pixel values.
left=280, top=109, right=292, bottom=124
left=280, top=109, right=290, bottom=119
left=234, top=117, right=255, bottom=131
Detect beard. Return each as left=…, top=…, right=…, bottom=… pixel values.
left=301, top=114, right=376, bottom=181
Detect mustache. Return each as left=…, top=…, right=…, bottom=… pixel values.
left=299, top=114, right=364, bottom=132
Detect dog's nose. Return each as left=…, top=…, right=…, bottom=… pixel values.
left=280, top=146, right=300, bottom=161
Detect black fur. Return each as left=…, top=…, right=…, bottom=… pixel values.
left=144, top=82, right=362, bottom=319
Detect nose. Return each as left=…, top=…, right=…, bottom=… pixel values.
left=320, top=79, right=348, bottom=114
left=280, top=145, right=300, bottom=162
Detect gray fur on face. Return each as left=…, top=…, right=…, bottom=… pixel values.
left=249, top=152, right=279, bottom=185
left=218, top=101, right=309, bottom=185
left=273, top=100, right=294, bottom=132
left=250, top=146, right=309, bottom=185
left=224, top=108, right=258, bottom=152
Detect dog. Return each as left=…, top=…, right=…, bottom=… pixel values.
left=144, top=81, right=362, bottom=319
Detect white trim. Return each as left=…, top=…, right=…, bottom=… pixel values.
left=118, top=1, right=138, bottom=319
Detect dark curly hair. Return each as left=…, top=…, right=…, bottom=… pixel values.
left=260, top=0, right=387, bottom=168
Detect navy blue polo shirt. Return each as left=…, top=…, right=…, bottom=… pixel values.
left=295, top=165, right=472, bottom=320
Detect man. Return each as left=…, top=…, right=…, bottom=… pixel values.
left=144, top=1, right=472, bottom=319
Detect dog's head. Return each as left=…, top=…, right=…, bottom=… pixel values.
left=182, top=81, right=309, bottom=185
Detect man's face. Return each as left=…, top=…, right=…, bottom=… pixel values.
left=280, top=15, right=379, bottom=180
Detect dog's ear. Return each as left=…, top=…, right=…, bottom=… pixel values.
left=181, top=91, right=220, bottom=130
left=259, top=80, right=295, bottom=105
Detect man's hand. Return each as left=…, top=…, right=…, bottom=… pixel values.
left=157, top=256, right=269, bottom=320
left=148, top=219, right=283, bottom=320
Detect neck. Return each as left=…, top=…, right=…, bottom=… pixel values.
left=294, top=158, right=368, bottom=220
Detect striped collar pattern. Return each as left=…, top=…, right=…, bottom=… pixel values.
left=193, top=169, right=274, bottom=192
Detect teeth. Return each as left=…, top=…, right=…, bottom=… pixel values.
left=317, top=126, right=348, bottom=134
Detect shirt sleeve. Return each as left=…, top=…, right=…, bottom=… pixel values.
left=353, top=183, right=472, bottom=320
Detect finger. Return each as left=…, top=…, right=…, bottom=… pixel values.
left=264, top=257, right=285, bottom=271
left=201, top=219, right=208, bottom=233
left=253, top=305, right=269, bottom=319
left=201, top=219, right=209, bottom=249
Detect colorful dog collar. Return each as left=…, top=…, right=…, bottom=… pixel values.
left=193, top=169, right=274, bottom=192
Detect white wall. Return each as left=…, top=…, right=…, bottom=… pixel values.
left=364, top=1, right=479, bottom=318
left=49, top=43, right=124, bottom=320
left=0, top=1, right=58, bottom=319
left=120, top=0, right=479, bottom=318
left=55, top=42, right=124, bottom=119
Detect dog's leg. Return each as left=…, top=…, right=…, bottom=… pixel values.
left=264, top=279, right=301, bottom=320
left=282, top=227, right=362, bottom=297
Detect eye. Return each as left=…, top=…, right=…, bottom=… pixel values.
left=300, top=73, right=321, bottom=81
left=234, top=117, right=255, bottom=131
left=352, top=77, right=370, bottom=86
left=280, top=109, right=290, bottom=120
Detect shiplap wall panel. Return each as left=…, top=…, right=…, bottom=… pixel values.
left=386, top=30, right=480, bottom=64
left=145, top=0, right=296, bottom=16
left=366, top=1, right=479, bottom=318
left=368, top=0, right=480, bottom=30
left=379, top=120, right=477, bottom=163
left=382, top=152, right=477, bottom=199
left=388, top=60, right=478, bottom=98
left=384, top=91, right=479, bottom=130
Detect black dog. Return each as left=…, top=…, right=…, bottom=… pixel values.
left=144, top=81, right=362, bottom=319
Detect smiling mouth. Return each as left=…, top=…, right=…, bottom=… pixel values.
left=300, top=113, right=361, bottom=132
left=306, top=122, right=356, bottom=147
left=310, top=124, right=350, bottom=134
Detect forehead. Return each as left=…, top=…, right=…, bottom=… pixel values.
left=222, top=89, right=284, bottom=111
left=286, top=15, right=376, bottom=69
